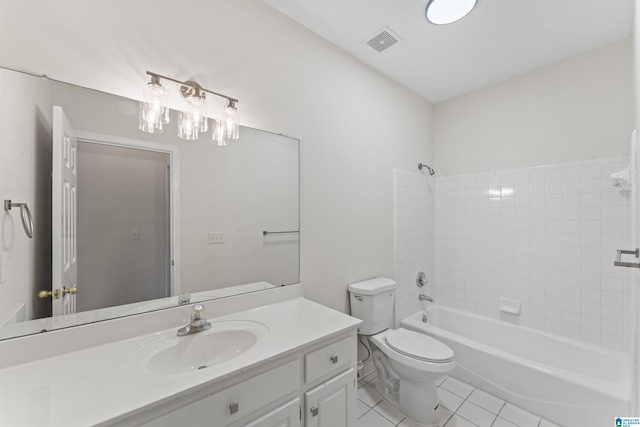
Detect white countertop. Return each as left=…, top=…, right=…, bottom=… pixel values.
left=0, top=296, right=360, bottom=427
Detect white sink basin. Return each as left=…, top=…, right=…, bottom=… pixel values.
left=129, top=320, right=270, bottom=375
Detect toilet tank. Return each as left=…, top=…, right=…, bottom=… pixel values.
left=348, top=277, right=396, bottom=335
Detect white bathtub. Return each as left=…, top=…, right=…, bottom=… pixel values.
left=400, top=304, right=633, bottom=426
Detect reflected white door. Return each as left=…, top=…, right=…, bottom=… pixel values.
left=52, top=106, right=78, bottom=316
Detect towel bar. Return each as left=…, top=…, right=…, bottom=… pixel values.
left=614, top=248, right=640, bottom=268
left=4, top=200, right=33, bottom=239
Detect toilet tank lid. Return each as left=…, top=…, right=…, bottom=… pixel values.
left=348, top=277, right=397, bottom=295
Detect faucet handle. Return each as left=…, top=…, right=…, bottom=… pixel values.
left=191, top=304, right=204, bottom=321
left=178, top=293, right=191, bottom=305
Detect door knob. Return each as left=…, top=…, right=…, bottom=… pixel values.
left=38, top=289, right=61, bottom=299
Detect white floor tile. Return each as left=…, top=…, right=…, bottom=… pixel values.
left=539, top=419, right=562, bottom=427
left=358, top=384, right=383, bottom=407
left=437, top=388, right=465, bottom=412
left=392, top=407, right=453, bottom=427
left=357, top=409, right=395, bottom=427
left=436, top=375, right=449, bottom=386
left=440, top=377, right=475, bottom=399
left=357, top=399, right=371, bottom=418
left=467, top=389, right=505, bottom=414
left=444, top=414, right=479, bottom=427
left=456, top=401, right=496, bottom=427
left=374, top=400, right=406, bottom=425
left=498, top=403, right=541, bottom=427
left=398, top=417, right=426, bottom=427
left=440, top=407, right=454, bottom=425
left=491, top=417, right=518, bottom=427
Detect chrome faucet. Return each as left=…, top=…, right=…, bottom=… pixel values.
left=177, top=304, right=212, bottom=336
left=419, top=294, right=434, bottom=303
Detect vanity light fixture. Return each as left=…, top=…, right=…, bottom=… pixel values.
left=139, top=71, right=240, bottom=142
left=425, top=0, right=478, bottom=25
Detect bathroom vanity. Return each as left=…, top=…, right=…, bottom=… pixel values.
left=0, top=285, right=361, bottom=427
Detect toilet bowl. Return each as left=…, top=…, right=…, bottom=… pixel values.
left=369, top=328, right=454, bottom=426
left=348, top=277, right=455, bottom=427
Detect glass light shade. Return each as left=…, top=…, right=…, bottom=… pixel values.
left=211, top=119, right=229, bottom=146
left=138, top=102, right=163, bottom=134
left=223, top=103, right=240, bottom=140
left=139, top=80, right=168, bottom=134
left=178, top=111, right=199, bottom=140
left=199, top=114, right=209, bottom=133
left=425, top=0, right=477, bottom=25
left=143, top=81, right=169, bottom=123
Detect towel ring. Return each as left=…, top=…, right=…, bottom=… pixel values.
left=4, top=200, right=34, bottom=239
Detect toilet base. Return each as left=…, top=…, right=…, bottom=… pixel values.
left=374, top=377, right=443, bottom=427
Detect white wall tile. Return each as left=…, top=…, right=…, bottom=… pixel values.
left=432, top=158, right=633, bottom=351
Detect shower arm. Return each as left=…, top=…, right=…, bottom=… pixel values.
left=418, top=163, right=435, bottom=175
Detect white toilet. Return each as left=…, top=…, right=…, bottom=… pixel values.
left=348, top=277, right=454, bottom=427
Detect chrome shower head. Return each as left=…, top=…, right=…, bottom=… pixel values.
left=418, top=163, right=435, bottom=175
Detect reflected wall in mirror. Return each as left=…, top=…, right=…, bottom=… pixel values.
left=0, top=66, right=300, bottom=340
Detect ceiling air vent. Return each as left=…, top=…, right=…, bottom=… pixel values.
left=365, top=27, right=402, bottom=53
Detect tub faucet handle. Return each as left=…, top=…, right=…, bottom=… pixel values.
left=416, top=271, right=428, bottom=287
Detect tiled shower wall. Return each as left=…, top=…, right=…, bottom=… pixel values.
left=393, top=170, right=435, bottom=325
left=434, top=157, right=635, bottom=352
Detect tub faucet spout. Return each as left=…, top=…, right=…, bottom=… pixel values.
left=419, top=294, right=434, bottom=302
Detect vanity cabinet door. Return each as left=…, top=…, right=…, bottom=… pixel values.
left=304, top=368, right=356, bottom=427
left=240, top=397, right=301, bottom=427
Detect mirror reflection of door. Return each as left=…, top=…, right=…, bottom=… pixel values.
left=76, top=141, right=171, bottom=312
left=52, top=106, right=78, bottom=316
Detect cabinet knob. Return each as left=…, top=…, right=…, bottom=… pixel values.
left=229, top=402, right=239, bottom=415
left=330, top=355, right=338, bottom=364
left=311, top=407, right=319, bottom=417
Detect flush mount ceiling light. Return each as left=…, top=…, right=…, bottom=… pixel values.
left=425, top=0, right=478, bottom=25
left=139, top=71, right=240, bottom=143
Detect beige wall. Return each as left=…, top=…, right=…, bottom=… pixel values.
left=434, top=38, right=633, bottom=176
left=76, top=143, right=169, bottom=311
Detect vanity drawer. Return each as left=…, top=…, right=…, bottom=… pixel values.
left=305, top=336, right=354, bottom=384
left=147, top=359, right=300, bottom=426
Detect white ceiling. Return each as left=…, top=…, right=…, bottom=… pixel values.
left=265, top=0, right=634, bottom=103
left=0, top=0, right=633, bottom=108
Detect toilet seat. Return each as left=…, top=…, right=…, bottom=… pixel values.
left=384, top=328, right=453, bottom=363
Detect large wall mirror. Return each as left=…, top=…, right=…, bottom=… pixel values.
left=0, top=66, right=300, bottom=340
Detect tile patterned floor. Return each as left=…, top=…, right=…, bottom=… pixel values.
left=356, top=371, right=563, bottom=427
